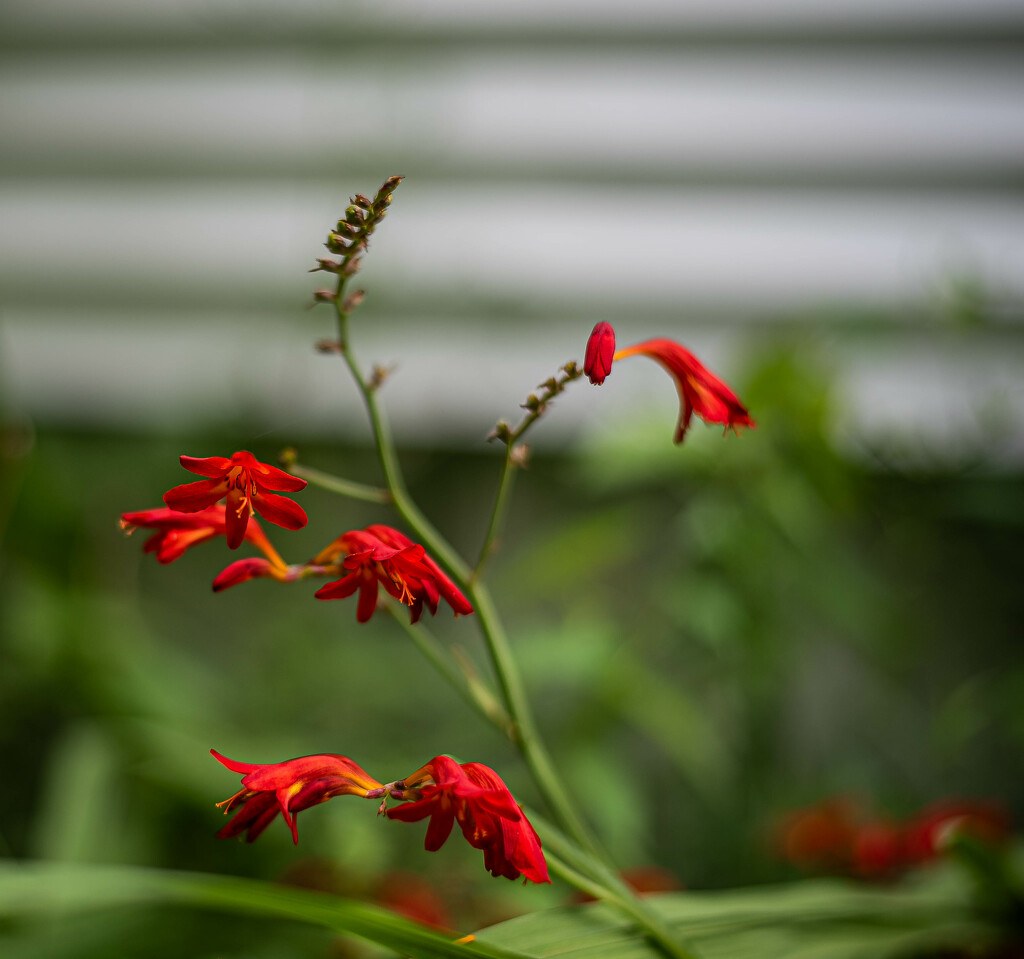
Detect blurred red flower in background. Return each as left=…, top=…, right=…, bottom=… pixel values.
left=774, top=795, right=1011, bottom=880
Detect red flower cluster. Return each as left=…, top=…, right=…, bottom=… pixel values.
left=212, top=749, right=383, bottom=844
left=386, top=756, right=549, bottom=884
left=212, top=750, right=548, bottom=884
left=775, top=796, right=1010, bottom=880
left=164, top=451, right=308, bottom=549
left=313, top=525, right=473, bottom=624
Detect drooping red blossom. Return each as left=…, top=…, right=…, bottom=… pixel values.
left=212, top=749, right=383, bottom=844
left=460, top=763, right=550, bottom=883
left=613, top=339, right=754, bottom=444
left=163, top=451, right=308, bottom=549
left=583, top=321, right=616, bottom=385
left=313, top=525, right=473, bottom=624
left=121, top=505, right=270, bottom=564
left=386, top=756, right=549, bottom=884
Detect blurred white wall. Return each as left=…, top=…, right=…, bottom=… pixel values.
left=1, top=0, right=1022, bottom=459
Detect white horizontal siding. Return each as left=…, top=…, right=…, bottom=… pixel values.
left=3, top=0, right=1023, bottom=34
left=3, top=312, right=1023, bottom=466
left=0, top=1, right=1021, bottom=459
left=3, top=53, right=1022, bottom=175
left=2, top=182, right=1022, bottom=310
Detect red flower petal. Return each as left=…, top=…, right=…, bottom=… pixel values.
left=163, top=478, right=228, bottom=512
left=250, top=461, right=308, bottom=493
left=212, top=558, right=275, bottom=592
left=251, top=490, right=308, bottom=531
left=314, top=571, right=361, bottom=601
left=223, top=486, right=251, bottom=550
left=356, top=575, right=379, bottom=623
left=179, top=454, right=233, bottom=478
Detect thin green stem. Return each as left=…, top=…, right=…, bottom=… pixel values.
left=544, top=854, right=699, bottom=959
left=472, top=443, right=516, bottom=580
left=289, top=463, right=391, bottom=504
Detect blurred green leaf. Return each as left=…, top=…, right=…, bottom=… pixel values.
left=477, top=873, right=999, bottom=959
left=0, top=860, right=532, bottom=959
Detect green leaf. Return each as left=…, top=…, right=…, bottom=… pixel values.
left=0, top=860, right=532, bottom=959
left=475, top=875, right=999, bottom=959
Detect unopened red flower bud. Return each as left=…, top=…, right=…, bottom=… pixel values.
left=352, top=194, right=373, bottom=210
left=344, top=206, right=365, bottom=225
left=313, top=289, right=336, bottom=303
left=584, top=322, right=616, bottom=385
left=334, top=220, right=360, bottom=239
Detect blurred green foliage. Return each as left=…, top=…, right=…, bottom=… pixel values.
left=1, top=344, right=1022, bottom=956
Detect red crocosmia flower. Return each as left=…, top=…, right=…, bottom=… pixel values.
left=613, top=339, right=754, bottom=444
left=584, top=321, right=616, bottom=385
left=386, top=756, right=549, bottom=884
left=460, top=763, right=549, bottom=884
left=121, top=505, right=262, bottom=564
left=212, top=749, right=383, bottom=844
left=313, top=525, right=473, bottom=624
left=163, top=451, right=307, bottom=549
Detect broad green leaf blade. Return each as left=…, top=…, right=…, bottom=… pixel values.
left=0, top=861, right=534, bottom=959
left=475, top=875, right=997, bottom=959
